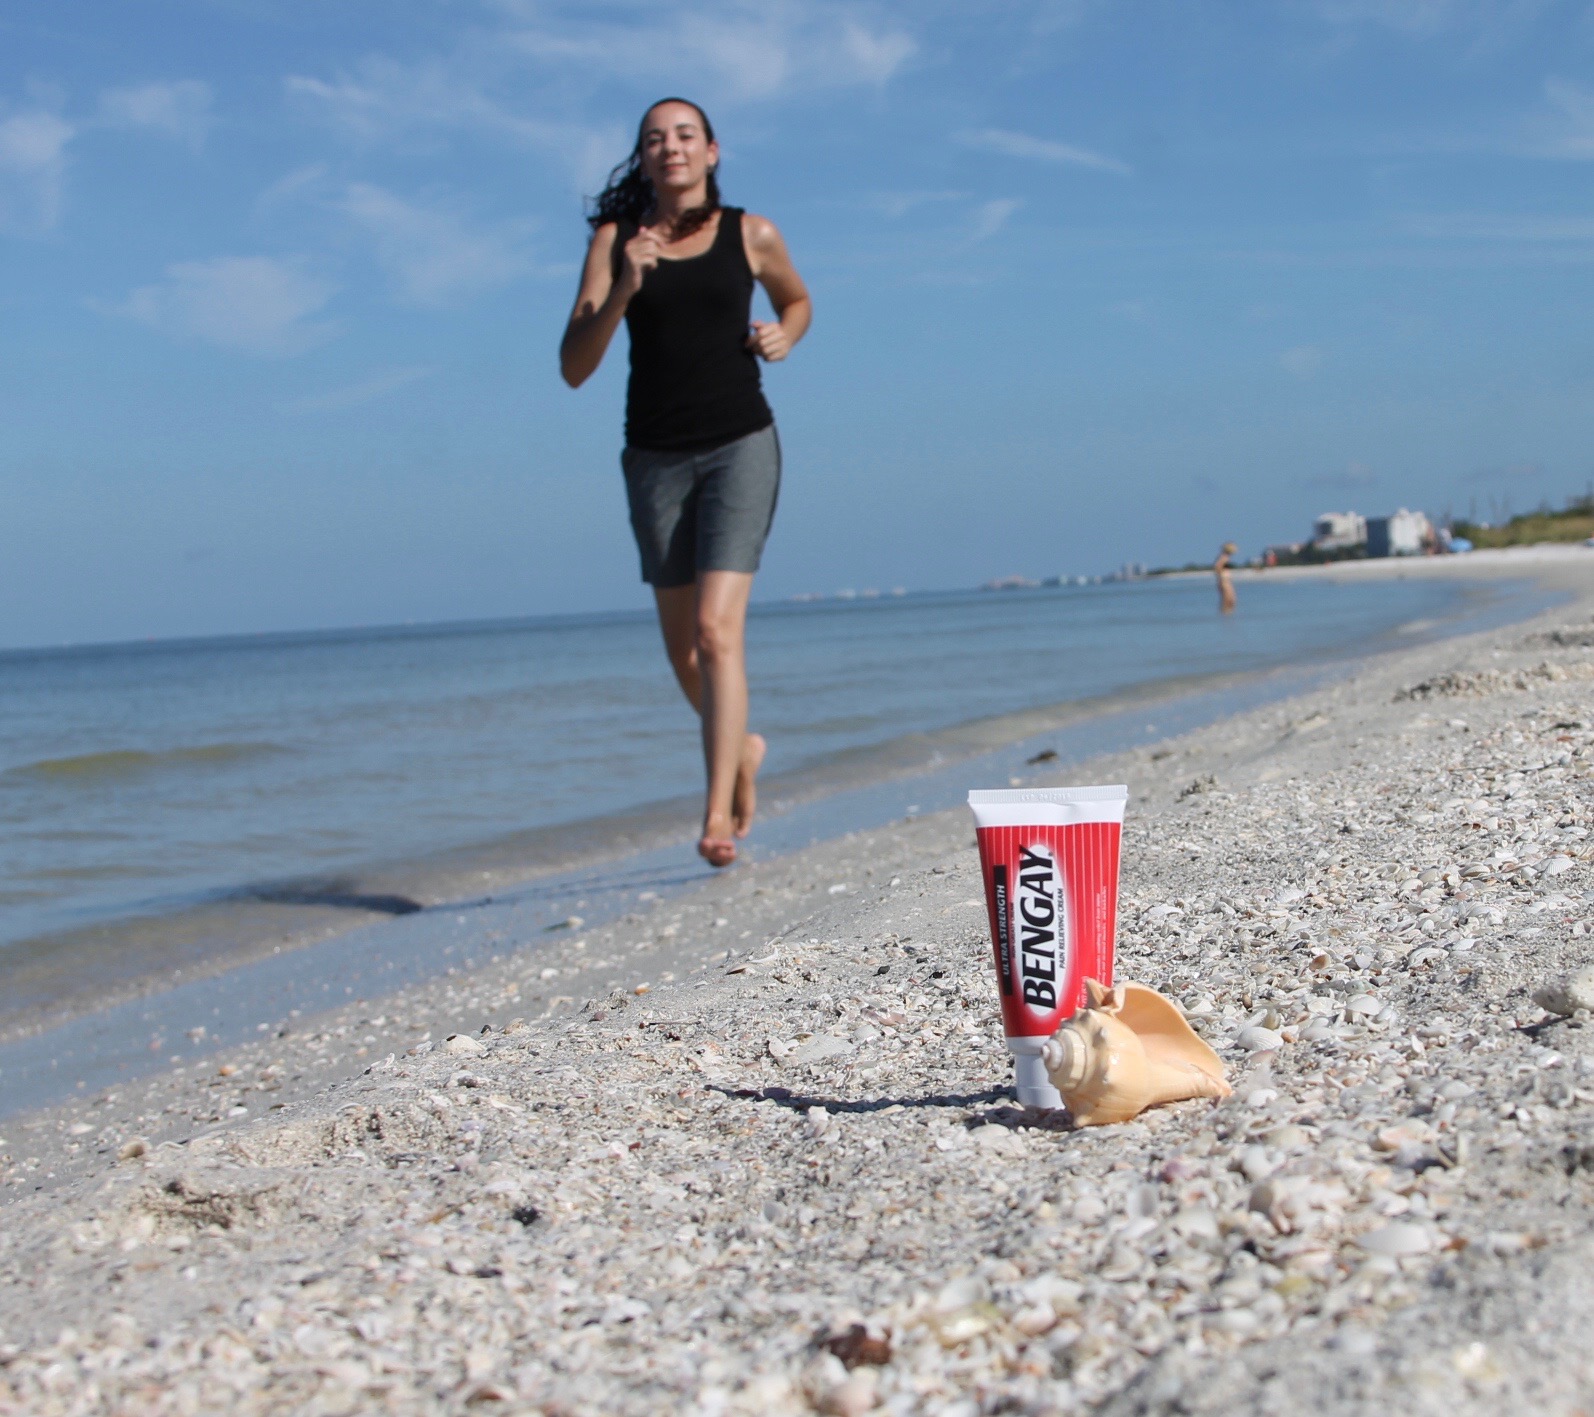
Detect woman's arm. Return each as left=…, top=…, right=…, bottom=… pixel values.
left=742, top=214, right=811, bottom=363
left=560, top=223, right=661, bottom=388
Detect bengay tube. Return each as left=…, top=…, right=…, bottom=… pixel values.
left=968, top=786, right=1128, bottom=1109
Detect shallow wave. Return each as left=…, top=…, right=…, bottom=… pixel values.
left=4, top=742, right=288, bottom=784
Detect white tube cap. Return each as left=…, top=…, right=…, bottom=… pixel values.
left=1006, top=1036, right=1063, bottom=1111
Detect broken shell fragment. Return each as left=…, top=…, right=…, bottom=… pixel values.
left=1042, top=979, right=1231, bottom=1127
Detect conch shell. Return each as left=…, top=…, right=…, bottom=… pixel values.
left=1042, top=979, right=1230, bottom=1126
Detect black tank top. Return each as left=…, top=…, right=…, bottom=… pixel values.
left=612, top=207, right=774, bottom=452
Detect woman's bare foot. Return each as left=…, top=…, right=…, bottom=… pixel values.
left=699, top=810, right=737, bottom=869
left=731, top=733, right=766, bottom=839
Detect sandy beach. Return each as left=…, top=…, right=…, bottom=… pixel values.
left=3, top=545, right=1593, bottom=1415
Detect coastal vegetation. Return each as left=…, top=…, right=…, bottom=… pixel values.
left=1452, top=492, right=1594, bottom=548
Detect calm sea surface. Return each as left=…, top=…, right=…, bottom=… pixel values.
left=0, top=575, right=1483, bottom=960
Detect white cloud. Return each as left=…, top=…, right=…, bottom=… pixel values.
left=286, top=57, right=527, bottom=144
left=969, top=197, right=1021, bottom=243
left=500, top=4, right=915, bottom=98
left=835, top=18, right=917, bottom=84
left=257, top=162, right=333, bottom=211
left=1031, top=0, right=1101, bottom=35
left=339, top=183, right=535, bottom=306
left=285, top=59, right=621, bottom=190
left=284, top=365, right=438, bottom=413
left=0, top=109, right=73, bottom=235
left=1528, top=77, right=1594, bottom=159
left=1280, top=344, right=1324, bottom=378
left=957, top=128, right=1130, bottom=175
left=97, top=81, right=213, bottom=150
left=286, top=2, right=915, bottom=188
left=109, top=256, right=339, bottom=356
left=865, top=190, right=965, bottom=219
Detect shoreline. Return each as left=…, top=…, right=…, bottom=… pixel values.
left=0, top=558, right=1556, bottom=1055
left=1, top=545, right=1592, bottom=1414
left=0, top=662, right=1319, bottom=1053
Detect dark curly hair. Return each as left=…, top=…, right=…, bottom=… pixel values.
left=587, top=97, right=721, bottom=237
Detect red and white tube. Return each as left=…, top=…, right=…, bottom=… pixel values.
left=968, top=786, right=1128, bottom=1109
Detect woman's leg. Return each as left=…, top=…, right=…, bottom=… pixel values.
left=691, top=571, right=752, bottom=865
left=652, top=577, right=765, bottom=864
left=653, top=584, right=702, bottom=703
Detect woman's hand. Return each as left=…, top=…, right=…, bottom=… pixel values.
left=742, top=214, right=810, bottom=363
left=617, top=228, right=663, bottom=300
left=745, top=319, right=792, bottom=362
left=561, top=223, right=649, bottom=388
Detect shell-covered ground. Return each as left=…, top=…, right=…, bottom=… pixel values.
left=3, top=565, right=1594, bottom=1416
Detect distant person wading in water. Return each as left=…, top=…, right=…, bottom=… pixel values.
left=1214, top=543, right=1238, bottom=615
left=560, top=99, right=811, bottom=868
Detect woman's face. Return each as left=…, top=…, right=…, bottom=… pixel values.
left=639, top=102, right=718, bottom=197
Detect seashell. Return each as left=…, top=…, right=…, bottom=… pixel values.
left=1372, top=1119, right=1432, bottom=1152
left=791, top=1035, right=854, bottom=1067
left=929, top=1305, right=998, bottom=1346
left=1533, top=965, right=1594, bottom=1017
left=1013, top=1303, right=1058, bottom=1336
left=812, top=1366, right=879, bottom=1417
left=1234, top=1144, right=1275, bottom=1182
left=1169, top=1205, right=1220, bottom=1241
left=1235, top=1025, right=1283, bottom=1053
left=1353, top=1221, right=1439, bottom=1256
left=1041, top=979, right=1231, bottom=1127
left=1020, top=1274, right=1083, bottom=1317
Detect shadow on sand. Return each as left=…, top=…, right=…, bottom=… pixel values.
left=713, top=1083, right=1077, bottom=1133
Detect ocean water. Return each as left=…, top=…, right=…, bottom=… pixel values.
left=0, top=574, right=1498, bottom=970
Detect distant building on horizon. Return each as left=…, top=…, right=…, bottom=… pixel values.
left=1366, top=508, right=1433, bottom=558
left=1259, top=504, right=1440, bottom=569
left=1312, top=510, right=1367, bottom=552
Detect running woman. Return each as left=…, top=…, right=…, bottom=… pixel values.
left=560, top=98, right=811, bottom=869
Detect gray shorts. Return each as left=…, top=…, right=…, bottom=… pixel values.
left=621, top=424, right=781, bottom=588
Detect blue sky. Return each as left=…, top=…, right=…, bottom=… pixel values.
left=4, top=1, right=1594, bottom=646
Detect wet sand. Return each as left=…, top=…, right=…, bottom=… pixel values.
left=1, top=545, right=1592, bottom=1414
